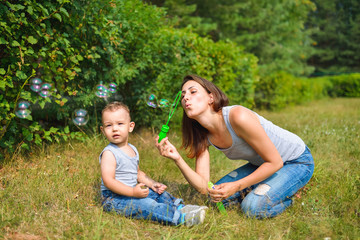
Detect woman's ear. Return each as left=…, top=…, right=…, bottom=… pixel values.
left=209, top=93, right=214, bottom=104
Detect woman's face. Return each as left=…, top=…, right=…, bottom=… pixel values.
left=181, top=80, right=213, bottom=119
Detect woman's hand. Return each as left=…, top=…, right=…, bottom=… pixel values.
left=133, top=183, right=149, bottom=198
left=151, top=182, right=167, bottom=194
left=208, top=182, right=240, bottom=202
left=155, top=137, right=181, bottom=162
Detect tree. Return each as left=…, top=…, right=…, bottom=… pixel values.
left=307, top=0, right=360, bottom=74
left=147, top=0, right=316, bottom=76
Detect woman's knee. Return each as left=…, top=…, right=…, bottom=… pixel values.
left=240, top=187, right=273, bottom=219
left=241, top=198, right=268, bottom=219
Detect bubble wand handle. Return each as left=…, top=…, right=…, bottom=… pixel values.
left=208, top=181, right=228, bottom=215
left=158, top=91, right=182, bottom=143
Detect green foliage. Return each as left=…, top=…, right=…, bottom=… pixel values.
left=317, top=73, right=360, bottom=97
left=149, top=0, right=316, bottom=76
left=0, top=0, right=89, bottom=159
left=307, top=0, right=360, bottom=73
left=255, top=71, right=330, bottom=110
left=255, top=72, right=360, bottom=109
left=0, top=0, right=258, bottom=159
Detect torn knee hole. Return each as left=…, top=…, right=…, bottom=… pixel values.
left=228, top=171, right=238, bottom=178
left=254, top=184, right=271, bottom=195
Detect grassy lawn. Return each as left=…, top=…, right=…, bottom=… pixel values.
left=0, top=98, right=359, bottom=239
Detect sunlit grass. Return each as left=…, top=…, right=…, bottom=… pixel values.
left=0, top=98, right=359, bottom=239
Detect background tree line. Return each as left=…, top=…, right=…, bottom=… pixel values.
left=147, top=0, right=360, bottom=76
left=0, top=0, right=359, bottom=159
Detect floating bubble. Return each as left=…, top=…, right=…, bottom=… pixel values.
left=158, top=99, right=169, bottom=108
left=39, top=90, right=50, bottom=98
left=41, top=83, right=52, bottom=90
left=108, top=82, right=118, bottom=93
left=39, top=83, right=52, bottom=98
left=146, top=94, right=158, bottom=108
left=15, top=101, right=31, bottom=119
left=17, top=101, right=30, bottom=109
left=95, top=83, right=109, bottom=98
left=31, top=78, right=42, bottom=85
left=149, top=94, right=156, bottom=101
left=72, top=109, right=89, bottom=126
left=30, top=84, right=42, bottom=93
left=30, top=78, right=43, bottom=93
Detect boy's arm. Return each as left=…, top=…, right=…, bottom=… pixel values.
left=138, top=167, right=167, bottom=194
left=101, top=150, right=148, bottom=198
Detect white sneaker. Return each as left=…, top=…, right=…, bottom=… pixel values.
left=180, top=204, right=208, bottom=214
left=183, top=208, right=206, bottom=226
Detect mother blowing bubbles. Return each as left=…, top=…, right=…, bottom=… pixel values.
left=155, top=75, right=314, bottom=219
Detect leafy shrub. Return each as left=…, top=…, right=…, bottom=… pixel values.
left=321, top=74, right=360, bottom=97
left=254, top=72, right=360, bottom=110
left=0, top=0, right=258, bottom=159
left=254, top=71, right=330, bottom=110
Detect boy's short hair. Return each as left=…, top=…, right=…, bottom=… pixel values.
left=101, top=102, right=131, bottom=121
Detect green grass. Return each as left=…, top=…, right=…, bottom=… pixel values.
left=1, top=98, right=359, bottom=239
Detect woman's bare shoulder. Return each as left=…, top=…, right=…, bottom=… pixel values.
left=229, top=106, right=259, bottom=129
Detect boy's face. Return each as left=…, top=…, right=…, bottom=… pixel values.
left=100, top=108, right=135, bottom=147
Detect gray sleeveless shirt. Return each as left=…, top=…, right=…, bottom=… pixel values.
left=99, top=143, right=139, bottom=191
left=208, top=106, right=306, bottom=166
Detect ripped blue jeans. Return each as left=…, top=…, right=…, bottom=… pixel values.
left=101, top=189, right=184, bottom=225
left=215, top=146, right=314, bottom=219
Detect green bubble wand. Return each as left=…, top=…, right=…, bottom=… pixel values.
left=208, top=181, right=228, bottom=215
left=158, top=91, right=182, bottom=143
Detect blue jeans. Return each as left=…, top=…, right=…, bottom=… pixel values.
left=101, top=189, right=184, bottom=225
left=216, top=146, right=314, bottom=219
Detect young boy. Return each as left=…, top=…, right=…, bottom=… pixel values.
left=99, top=101, right=207, bottom=226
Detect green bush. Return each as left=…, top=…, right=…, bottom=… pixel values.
left=254, top=72, right=359, bottom=110
left=0, top=0, right=258, bottom=159
left=254, top=71, right=330, bottom=110
left=320, top=74, right=360, bottom=98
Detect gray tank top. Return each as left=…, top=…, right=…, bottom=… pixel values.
left=99, top=143, right=139, bottom=191
left=208, top=106, right=306, bottom=166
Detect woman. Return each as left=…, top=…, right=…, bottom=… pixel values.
left=155, top=74, right=314, bottom=218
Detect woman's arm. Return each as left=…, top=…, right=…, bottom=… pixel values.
left=155, top=137, right=211, bottom=194
left=230, top=107, right=283, bottom=189
left=100, top=150, right=148, bottom=198
left=209, top=107, right=283, bottom=201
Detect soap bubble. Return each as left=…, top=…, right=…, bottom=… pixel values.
left=108, top=82, right=118, bottom=93
left=30, top=84, right=42, bottom=93
left=39, top=83, right=52, bottom=98
left=145, top=94, right=171, bottom=108
left=31, top=77, right=42, bottom=85
left=95, top=83, right=109, bottom=98
left=15, top=101, right=31, bottom=119
left=30, top=77, right=42, bottom=93
left=17, top=101, right=30, bottom=109
left=146, top=94, right=157, bottom=108
left=158, top=99, right=169, bottom=108
left=72, top=109, right=89, bottom=126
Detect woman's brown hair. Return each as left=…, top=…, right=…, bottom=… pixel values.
left=181, top=75, right=229, bottom=158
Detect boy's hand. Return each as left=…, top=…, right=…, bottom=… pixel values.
left=151, top=182, right=167, bottom=194
left=133, top=183, right=149, bottom=198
